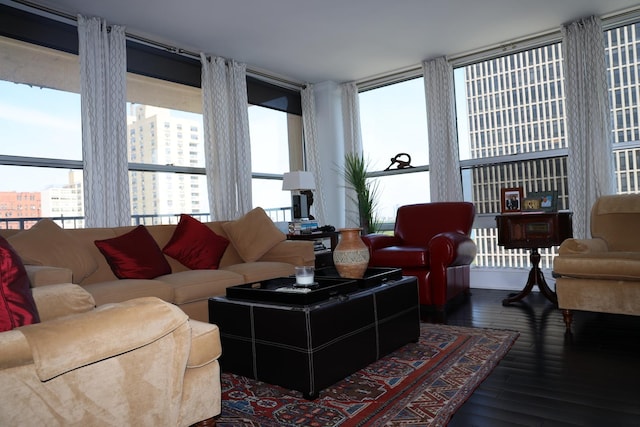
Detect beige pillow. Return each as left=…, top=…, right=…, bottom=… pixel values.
left=222, top=207, right=286, bottom=262
left=7, top=219, right=98, bottom=283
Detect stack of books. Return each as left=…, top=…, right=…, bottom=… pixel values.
left=288, top=220, right=319, bottom=235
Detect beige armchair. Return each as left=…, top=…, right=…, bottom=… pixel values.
left=553, top=194, right=640, bottom=330
left=0, top=283, right=221, bottom=426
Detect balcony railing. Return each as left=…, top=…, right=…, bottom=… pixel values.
left=0, top=207, right=293, bottom=230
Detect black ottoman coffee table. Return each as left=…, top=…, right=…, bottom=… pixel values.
left=209, top=273, right=419, bottom=399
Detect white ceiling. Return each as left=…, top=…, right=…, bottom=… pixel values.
left=24, top=0, right=640, bottom=84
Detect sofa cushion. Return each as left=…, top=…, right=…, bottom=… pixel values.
left=82, top=279, right=175, bottom=307
left=95, top=225, right=172, bottom=279
left=222, top=261, right=296, bottom=283
left=222, top=207, right=286, bottom=262
left=553, top=252, right=640, bottom=281
left=163, top=214, right=229, bottom=270
left=157, top=269, right=245, bottom=304
left=187, top=321, right=222, bottom=367
left=0, top=236, right=40, bottom=332
left=7, top=219, right=98, bottom=283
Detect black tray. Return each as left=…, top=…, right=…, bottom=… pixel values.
left=315, top=267, right=403, bottom=288
left=225, top=276, right=358, bottom=305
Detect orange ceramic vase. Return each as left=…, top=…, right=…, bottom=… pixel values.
left=333, top=228, right=370, bottom=279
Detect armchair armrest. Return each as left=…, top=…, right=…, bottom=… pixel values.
left=429, top=232, right=477, bottom=267
left=362, top=234, right=402, bottom=251
left=558, top=238, right=609, bottom=255
left=25, top=265, right=72, bottom=287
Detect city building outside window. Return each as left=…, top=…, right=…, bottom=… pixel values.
left=455, top=42, right=569, bottom=270
left=125, top=72, right=208, bottom=225
left=606, top=22, right=640, bottom=194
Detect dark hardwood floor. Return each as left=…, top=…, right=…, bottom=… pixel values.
left=431, top=288, right=640, bottom=427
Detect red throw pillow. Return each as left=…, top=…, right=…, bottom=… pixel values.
left=95, top=225, right=171, bottom=279
left=163, top=214, right=230, bottom=269
left=0, top=236, right=40, bottom=332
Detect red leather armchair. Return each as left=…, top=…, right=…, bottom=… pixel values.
left=362, top=202, right=477, bottom=311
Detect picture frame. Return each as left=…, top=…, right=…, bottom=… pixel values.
left=523, top=191, right=558, bottom=212
left=501, top=187, right=523, bottom=213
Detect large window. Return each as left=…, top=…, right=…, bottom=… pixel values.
left=359, top=77, right=430, bottom=224
left=249, top=105, right=299, bottom=221
left=455, top=43, right=568, bottom=269
left=0, top=35, right=84, bottom=229
left=0, top=4, right=303, bottom=228
left=126, top=72, right=208, bottom=223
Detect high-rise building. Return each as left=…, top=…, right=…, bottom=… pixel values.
left=462, top=43, right=569, bottom=269
left=606, top=23, right=640, bottom=194
left=128, top=105, right=206, bottom=220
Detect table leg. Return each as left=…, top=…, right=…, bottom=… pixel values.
left=502, top=248, right=558, bottom=306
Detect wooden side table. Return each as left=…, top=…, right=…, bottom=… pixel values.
left=287, top=231, right=339, bottom=268
left=495, top=212, right=573, bottom=306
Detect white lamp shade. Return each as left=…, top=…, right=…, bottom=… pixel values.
left=282, top=171, right=316, bottom=191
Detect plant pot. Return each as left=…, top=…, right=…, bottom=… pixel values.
left=333, top=228, right=370, bottom=279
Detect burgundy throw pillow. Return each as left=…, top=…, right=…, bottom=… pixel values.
left=0, top=236, right=40, bottom=332
left=163, top=214, right=230, bottom=270
left=95, top=225, right=171, bottom=279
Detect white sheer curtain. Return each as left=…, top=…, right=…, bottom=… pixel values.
left=422, top=56, right=463, bottom=202
left=342, top=82, right=363, bottom=155
left=78, top=15, right=130, bottom=227
left=200, top=55, right=252, bottom=220
left=341, top=82, right=363, bottom=227
left=563, top=16, right=615, bottom=238
left=301, top=85, right=326, bottom=225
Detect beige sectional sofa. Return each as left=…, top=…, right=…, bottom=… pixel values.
left=1, top=208, right=315, bottom=322
left=1, top=283, right=222, bottom=426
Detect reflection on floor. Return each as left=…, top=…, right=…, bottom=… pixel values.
left=434, top=288, right=640, bottom=427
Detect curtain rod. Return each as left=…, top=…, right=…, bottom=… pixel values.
left=6, top=0, right=305, bottom=90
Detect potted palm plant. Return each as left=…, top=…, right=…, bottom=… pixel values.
left=341, top=153, right=381, bottom=235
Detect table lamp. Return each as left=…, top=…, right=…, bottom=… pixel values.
left=282, top=171, right=316, bottom=220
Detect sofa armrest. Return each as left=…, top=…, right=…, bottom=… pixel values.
left=32, top=284, right=95, bottom=322
left=25, top=265, right=73, bottom=287
left=558, top=237, right=609, bottom=255
left=362, top=234, right=402, bottom=251
left=259, top=240, right=315, bottom=266
left=429, top=231, right=477, bottom=267
left=20, top=297, right=188, bottom=381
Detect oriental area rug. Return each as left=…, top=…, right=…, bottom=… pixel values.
left=216, top=323, right=519, bottom=426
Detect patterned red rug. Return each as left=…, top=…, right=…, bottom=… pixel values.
left=217, top=323, right=518, bottom=426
